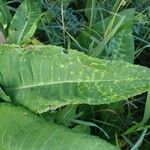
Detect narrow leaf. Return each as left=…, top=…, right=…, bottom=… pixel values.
left=142, top=91, right=150, bottom=124
left=0, top=87, right=11, bottom=102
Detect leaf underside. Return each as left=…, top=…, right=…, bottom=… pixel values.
left=0, top=44, right=150, bottom=113
left=0, top=103, right=118, bottom=150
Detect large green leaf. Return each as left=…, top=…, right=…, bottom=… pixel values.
left=7, top=0, right=42, bottom=45
left=0, top=44, right=150, bottom=113
left=0, top=103, right=118, bottom=150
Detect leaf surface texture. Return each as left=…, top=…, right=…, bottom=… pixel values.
left=0, top=45, right=150, bottom=113
left=0, top=103, right=119, bottom=150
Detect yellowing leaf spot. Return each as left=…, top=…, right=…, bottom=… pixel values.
left=60, top=64, right=65, bottom=68
left=70, top=71, right=74, bottom=75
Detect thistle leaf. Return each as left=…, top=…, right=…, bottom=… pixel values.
left=0, top=103, right=119, bottom=150
left=0, top=45, right=150, bottom=113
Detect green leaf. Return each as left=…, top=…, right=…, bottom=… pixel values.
left=0, top=0, right=12, bottom=26
left=76, top=9, right=135, bottom=63
left=0, top=87, right=11, bottom=102
left=72, top=124, right=91, bottom=134
left=7, top=0, right=42, bottom=45
left=0, top=44, right=150, bottom=113
left=49, top=105, right=79, bottom=127
left=85, top=0, right=97, bottom=28
left=142, top=91, right=150, bottom=124
left=0, top=103, right=119, bottom=150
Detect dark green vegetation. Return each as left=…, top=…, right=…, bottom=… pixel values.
left=0, top=0, right=150, bottom=149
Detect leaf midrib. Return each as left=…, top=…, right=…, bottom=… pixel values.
left=6, top=78, right=150, bottom=91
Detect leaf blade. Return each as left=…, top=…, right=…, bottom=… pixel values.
left=0, top=103, right=119, bottom=150
left=6, top=0, right=41, bottom=44
left=0, top=44, right=150, bottom=113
